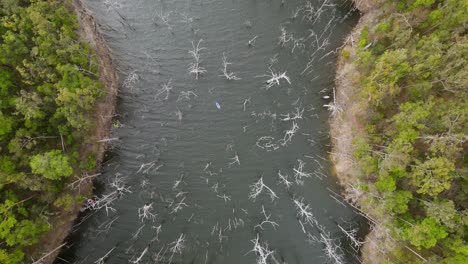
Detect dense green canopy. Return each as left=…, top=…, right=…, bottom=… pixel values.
left=0, top=0, right=101, bottom=262
left=347, top=0, right=467, bottom=262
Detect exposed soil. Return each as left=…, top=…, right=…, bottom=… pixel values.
left=27, top=0, right=119, bottom=263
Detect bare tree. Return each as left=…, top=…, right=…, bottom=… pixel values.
left=220, top=53, right=241, bottom=80
left=154, top=79, right=173, bottom=100
left=254, top=205, right=279, bottom=230
left=248, top=234, right=278, bottom=264
left=188, top=39, right=207, bottom=79
left=169, top=233, right=186, bottom=262
left=249, top=177, right=278, bottom=202
left=257, top=68, right=291, bottom=89
left=292, top=197, right=317, bottom=233
left=278, top=26, right=292, bottom=47
left=81, top=174, right=132, bottom=215
left=277, top=170, right=293, bottom=189
left=293, top=159, right=313, bottom=185
left=68, top=173, right=100, bottom=193
left=323, top=87, right=342, bottom=116
left=320, top=232, right=344, bottom=264
left=338, top=224, right=365, bottom=250
left=138, top=203, right=156, bottom=222
left=281, top=122, right=299, bottom=146
left=122, top=70, right=139, bottom=92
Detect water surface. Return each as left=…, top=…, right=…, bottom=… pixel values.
left=59, top=0, right=363, bottom=263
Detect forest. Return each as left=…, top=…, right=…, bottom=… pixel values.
left=344, top=0, right=467, bottom=262
left=0, top=0, right=101, bottom=262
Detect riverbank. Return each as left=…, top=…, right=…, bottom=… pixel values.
left=331, top=0, right=467, bottom=263
left=329, top=1, right=384, bottom=263
left=29, top=1, right=119, bottom=263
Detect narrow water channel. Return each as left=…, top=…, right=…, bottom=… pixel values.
left=58, top=0, right=363, bottom=263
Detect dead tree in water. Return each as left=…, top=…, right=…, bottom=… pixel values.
left=292, top=197, right=317, bottom=233
left=248, top=234, right=278, bottom=264
left=281, top=122, right=299, bottom=146
left=220, top=53, right=241, bottom=80
left=169, top=233, right=186, bottom=262
left=154, top=79, right=173, bottom=100
left=188, top=39, right=207, bottom=79
left=249, top=177, right=278, bottom=202
left=81, top=174, right=131, bottom=215
left=257, top=68, right=291, bottom=89
left=293, top=159, right=312, bottom=185
left=254, top=205, right=279, bottom=230
left=138, top=203, right=156, bottom=222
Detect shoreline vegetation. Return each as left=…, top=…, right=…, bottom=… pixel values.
left=0, top=0, right=117, bottom=263
left=331, top=0, right=466, bottom=263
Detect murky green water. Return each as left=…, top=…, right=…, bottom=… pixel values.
left=58, top=0, right=363, bottom=263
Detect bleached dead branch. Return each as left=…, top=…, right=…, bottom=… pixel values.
left=152, top=9, right=172, bottom=30
left=94, top=246, right=116, bottom=264
left=277, top=170, right=293, bottom=190
left=248, top=234, right=277, bottom=264
left=82, top=174, right=131, bottom=215
left=217, top=193, right=232, bottom=202
left=68, top=173, right=100, bottom=193
left=154, top=79, right=173, bottom=100
left=228, top=153, right=240, bottom=167
left=188, top=39, right=207, bottom=79
left=254, top=205, right=279, bottom=230
left=281, top=122, right=299, bottom=146
left=151, top=224, right=163, bottom=242
left=129, top=245, right=149, bottom=264
left=256, top=136, right=280, bottom=151
left=122, top=70, right=139, bottom=91
left=279, top=107, right=304, bottom=121
left=293, top=159, right=313, bottom=185
left=248, top=36, right=258, bottom=46
left=323, top=87, right=342, bottom=116
left=170, top=196, right=187, bottom=214
left=292, top=197, right=317, bottom=232
left=338, top=224, right=365, bottom=250
left=257, top=68, right=291, bottom=89
left=131, top=224, right=145, bottom=240
left=249, top=177, right=278, bottom=202
left=177, top=90, right=198, bottom=102
left=243, top=98, right=251, bottom=111
left=169, top=233, right=186, bottom=262
left=136, top=161, right=158, bottom=174
left=220, top=53, right=241, bottom=80
left=320, top=232, right=344, bottom=264
left=31, top=243, right=67, bottom=264
left=138, top=203, right=156, bottom=222
left=278, top=26, right=292, bottom=47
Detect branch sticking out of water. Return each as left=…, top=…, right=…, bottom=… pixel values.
left=249, top=176, right=278, bottom=202
left=220, top=53, right=241, bottom=80
left=138, top=203, right=156, bottom=222
left=257, top=68, right=291, bottom=89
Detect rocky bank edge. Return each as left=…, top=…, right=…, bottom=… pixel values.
left=329, top=1, right=386, bottom=264
left=29, top=0, right=119, bottom=263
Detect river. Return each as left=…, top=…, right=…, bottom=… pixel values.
left=58, top=0, right=363, bottom=263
